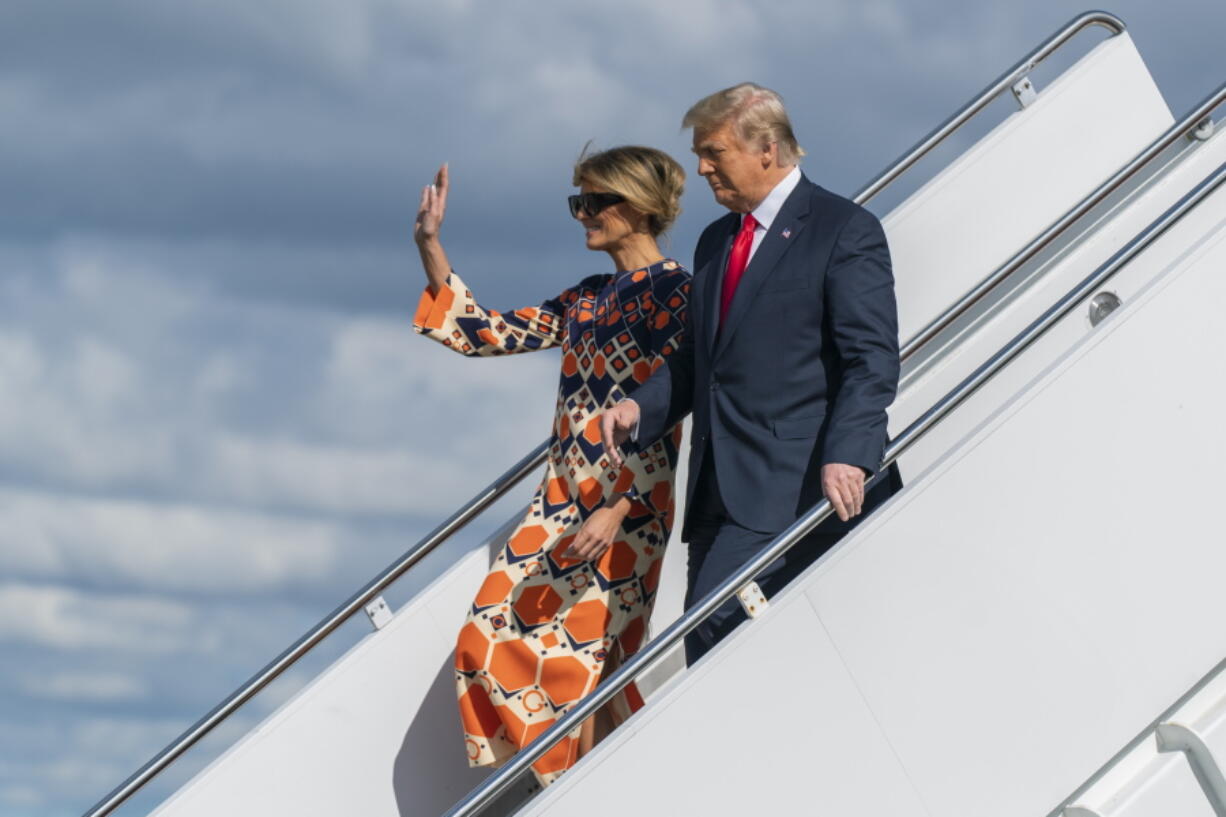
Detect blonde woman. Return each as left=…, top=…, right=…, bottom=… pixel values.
left=413, top=146, right=690, bottom=785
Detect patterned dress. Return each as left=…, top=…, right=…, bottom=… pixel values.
left=413, top=259, right=690, bottom=785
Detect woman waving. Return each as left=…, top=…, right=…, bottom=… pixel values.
left=413, top=146, right=690, bottom=785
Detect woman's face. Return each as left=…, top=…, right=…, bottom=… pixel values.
left=574, top=182, right=646, bottom=252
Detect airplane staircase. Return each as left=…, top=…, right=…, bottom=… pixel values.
left=82, top=11, right=1226, bottom=817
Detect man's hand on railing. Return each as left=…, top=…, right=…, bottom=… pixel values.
left=821, top=463, right=866, bottom=522
left=599, top=400, right=640, bottom=469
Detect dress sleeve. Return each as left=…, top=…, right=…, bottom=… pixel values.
left=413, top=271, right=575, bottom=356
left=608, top=270, right=691, bottom=520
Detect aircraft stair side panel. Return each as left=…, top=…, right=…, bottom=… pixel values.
left=884, top=31, right=1173, bottom=345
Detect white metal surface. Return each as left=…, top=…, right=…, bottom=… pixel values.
left=539, top=592, right=935, bottom=815
left=884, top=31, right=1171, bottom=345
left=522, top=169, right=1226, bottom=817
left=1156, top=723, right=1226, bottom=812
left=1065, top=746, right=1215, bottom=817
left=1059, top=660, right=1226, bottom=815
left=891, top=112, right=1226, bottom=490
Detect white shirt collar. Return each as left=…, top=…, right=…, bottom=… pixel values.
left=747, top=165, right=802, bottom=231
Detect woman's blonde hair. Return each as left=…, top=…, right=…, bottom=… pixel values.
left=682, top=82, right=805, bottom=166
left=572, top=145, right=685, bottom=236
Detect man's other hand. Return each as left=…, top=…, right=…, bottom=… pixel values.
left=600, top=400, right=640, bottom=468
left=821, top=463, right=866, bottom=522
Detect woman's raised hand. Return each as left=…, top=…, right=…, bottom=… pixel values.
left=414, top=164, right=454, bottom=293
left=414, top=163, right=449, bottom=245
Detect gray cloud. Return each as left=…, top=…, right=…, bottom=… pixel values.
left=5, top=0, right=1220, bottom=312
left=5, top=1, right=1222, bottom=312
left=0, top=256, right=556, bottom=499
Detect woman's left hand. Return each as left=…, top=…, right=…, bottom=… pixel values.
left=567, top=504, right=627, bottom=561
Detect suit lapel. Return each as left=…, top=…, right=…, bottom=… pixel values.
left=713, top=178, right=815, bottom=360
left=698, top=216, right=737, bottom=357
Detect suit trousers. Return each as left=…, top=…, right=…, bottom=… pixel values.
left=683, top=446, right=842, bottom=665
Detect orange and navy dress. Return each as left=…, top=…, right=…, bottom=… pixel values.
left=413, top=259, right=690, bottom=785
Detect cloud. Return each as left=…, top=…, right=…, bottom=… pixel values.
left=0, top=250, right=556, bottom=514
left=5, top=0, right=1222, bottom=241
left=17, top=669, right=150, bottom=703
left=0, top=583, right=194, bottom=652
left=0, top=784, right=42, bottom=811
left=0, top=712, right=206, bottom=813
left=0, top=0, right=936, bottom=249
left=0, top=329, right=177, bottom=486
left=0, top=490, right=344, bottom=594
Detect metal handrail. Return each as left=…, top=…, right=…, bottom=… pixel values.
left=853, top=10, right=1125, bottom=204
left=443, top=158, right=1226, bottom=817
left=855, top=8, right=1127, bottom=363
left=1047, top=655, right=1226, bottom=816
left=82, top=11, right=1132, bottom=817
left=899, top=83, right=1226, bottom=362
left=82, top=440, right=550, bottom=817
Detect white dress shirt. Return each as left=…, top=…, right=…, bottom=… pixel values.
left=744, top=165, right=802, bottom=262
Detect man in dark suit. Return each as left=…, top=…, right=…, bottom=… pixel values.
left=601, top=82, right=901, bottom=663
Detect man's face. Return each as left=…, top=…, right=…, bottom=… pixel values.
left=691, top=122, right=772, bottom=213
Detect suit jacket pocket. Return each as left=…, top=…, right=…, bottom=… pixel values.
left=771, top=414, right=824, bottom=439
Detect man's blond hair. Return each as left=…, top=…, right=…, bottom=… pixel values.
left=683, top=82, right=805, bottom=166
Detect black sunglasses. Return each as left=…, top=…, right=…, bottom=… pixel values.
left=567, top=192, right=626, bottom=218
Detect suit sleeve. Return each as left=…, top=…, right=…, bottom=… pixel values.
left=608, top=270, right=691, bottom=517
left=630, top=330, right=694, bottom=451
left=628, top=265, right=702, bottom=449
left=821, top=207, right=900, bottom=473
left=412, top=271, right=578, bottom=356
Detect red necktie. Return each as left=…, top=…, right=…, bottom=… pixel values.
left=719, top=213, right=757, bottom=326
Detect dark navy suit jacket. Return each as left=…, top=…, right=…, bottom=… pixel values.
left=632, top=174, right=901, bottom=539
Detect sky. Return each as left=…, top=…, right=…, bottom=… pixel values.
left=2, top=1, right=1224, bottom=815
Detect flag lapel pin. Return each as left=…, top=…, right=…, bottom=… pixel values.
left=781, top=228, right=792, bottom=239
